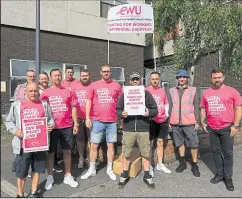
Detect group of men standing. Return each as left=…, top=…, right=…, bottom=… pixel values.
left=5, top=65, right=241, bottom=198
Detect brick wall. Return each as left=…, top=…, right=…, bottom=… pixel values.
left=1, top=25, right=144, bottom=114
left=194, top=52, right=242, bottom=94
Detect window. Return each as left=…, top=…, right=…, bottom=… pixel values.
left=9, top=59, right=87, bottom=100
left=63, top=64, right=87, bottom=79
left=100, top=0, right=128, bottom=18
left=111, top=67, right=125, bottom=85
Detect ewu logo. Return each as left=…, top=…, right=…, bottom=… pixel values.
left=116, top=5, right=142, bottom=16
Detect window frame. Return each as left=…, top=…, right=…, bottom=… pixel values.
left=63, top=63, right=87, bottom=79
left=9, top=59, right=87, bottom=100
left=100, top=0, right=128, bottom=18
left=111, top=66, right=125, bottom=84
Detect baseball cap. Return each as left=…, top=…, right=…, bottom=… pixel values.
left=130, top=71, right=141, bottom=80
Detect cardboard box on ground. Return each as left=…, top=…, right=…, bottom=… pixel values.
left=113, top=143, right=142, bottom=178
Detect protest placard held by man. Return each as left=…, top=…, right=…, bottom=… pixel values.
left=6, top=83, right=54, bottom=198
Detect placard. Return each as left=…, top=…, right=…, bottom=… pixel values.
left=22, top=117, right=49, bottom=153
left=123, top=86, right=146, bottom=115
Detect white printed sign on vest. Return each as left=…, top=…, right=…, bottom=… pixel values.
left=108, top=3, right=154, bottom=34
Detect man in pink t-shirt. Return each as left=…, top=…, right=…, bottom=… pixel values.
left=61, top=66, right=79, bottom=90
left=81, top=65, right=122, bottom=181
left=146, top=71, right=171, bottom=175
left=72, top=69, right=93, bottom=169
left=40, top=69, right=79, bottom=190
left=200, top=68, right=242, bottom=191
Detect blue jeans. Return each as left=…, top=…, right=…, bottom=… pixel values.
left=90, top=120, right=117, bottom=144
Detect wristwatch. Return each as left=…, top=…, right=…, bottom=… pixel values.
left=74, top=123, right=79, bottom=126
left=233, top=125, right=240, bottom=129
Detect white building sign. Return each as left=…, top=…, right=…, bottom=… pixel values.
left=108, top=3, right=154, bottom=34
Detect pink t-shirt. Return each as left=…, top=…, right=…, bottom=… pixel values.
left=72, top=83, right=93, bottom=119
left=61, top=78, right=80, bottom=91
left=146, top=86, right=168, bottom=123
left=87, top=80, right=122, bottom=122
left=20, top=100, right=46, bottom=147
left=200, top=85, right=242, bottom=130
left=40, top=87, right=77, bottom=129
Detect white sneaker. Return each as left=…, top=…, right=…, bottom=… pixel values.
left=63, top=174, right=78, bottom=188
left=45, top=175, right=54, bottom=191
left=106, top=169, right=116, bottom=181
left=80, top=167, right=96, bottom=180
left=149, top=166, right=154, bottom=177
left=156, top=163, right=171, bottom=174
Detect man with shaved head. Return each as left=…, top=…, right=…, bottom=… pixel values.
left=6, top=82, right=55, bottom=198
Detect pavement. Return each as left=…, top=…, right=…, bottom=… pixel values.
left=1, top=132, right=242, bottom=198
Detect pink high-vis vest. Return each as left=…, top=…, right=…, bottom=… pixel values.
left=169, top=86, right=196, bottom=125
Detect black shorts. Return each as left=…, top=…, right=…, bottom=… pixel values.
left=13, top=149, right=46, bottom=179
left=49, top=127, right=73, bottom=153
left=149, top=120, right=169, bottom=140
left=76, top=119, right=90, bottom=141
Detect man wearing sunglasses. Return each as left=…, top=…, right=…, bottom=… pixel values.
left=81, top=64, right=122, bottom=181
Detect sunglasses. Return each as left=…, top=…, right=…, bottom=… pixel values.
left=131, top=77, right=140, bottom=81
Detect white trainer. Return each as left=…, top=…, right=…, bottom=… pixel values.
left=63, top=174, right=78, bottom=187
left=156, top=163, right=172, bottom=174
left=149, top=165, right=154, bottom=177
left=45, top=175, right=54, bottom=191
left=80, top=167, right=96, bottom=180
left=106, top=169, right=116, bottom=181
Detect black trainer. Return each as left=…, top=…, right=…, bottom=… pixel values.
left=191, top=164, right=200, bottom=177
left=53, top=161, right=63, bottom=173
left=118, top=176, right=130, bottom=188
left=29, top=192, right=40, bottom=198
left=175, top=162, right=187, bottom=173
left=224, top=178, right=234, bottom=191
left=143, top=176, right=155, bottom=190
left=16, top=195, right=24, bottom=198
left=210, top=174, right=224, bottom=184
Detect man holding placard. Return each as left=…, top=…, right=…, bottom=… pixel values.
left=5, top=82, right=54, bottom=198
left=116, top=71, right=158, bottom=189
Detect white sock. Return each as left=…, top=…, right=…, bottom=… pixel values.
left=159, top=161, right=164, bottom=166
left=107, top=162, right=112, bottom=171
left=90, top=162, right=96, bottom=169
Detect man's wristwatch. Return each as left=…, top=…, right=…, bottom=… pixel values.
left=233, top=125, right=240, bottom=129
left=74, top=123, right=79, bottom=126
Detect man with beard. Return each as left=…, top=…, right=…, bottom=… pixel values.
left=61, top=66, right=79, bottom=90
left=200, top=68, right=242, bottom=191
left=39, top=72, right=49, bottom=94
left=72, top=69, right=92, bottom=169
left=81, top=65, right=122, bottom=181
left=146, top=72, right=171, bottom=176
left=6, top=83, right=54, bottom=198
left=40, top=69, right=79, bottom=190
left=168, top=69, right=200, bottom=177
left=13, top=70, right=36, bottom=101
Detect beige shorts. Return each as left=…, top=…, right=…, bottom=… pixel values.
left=122, top=131, right=150, bottom=159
